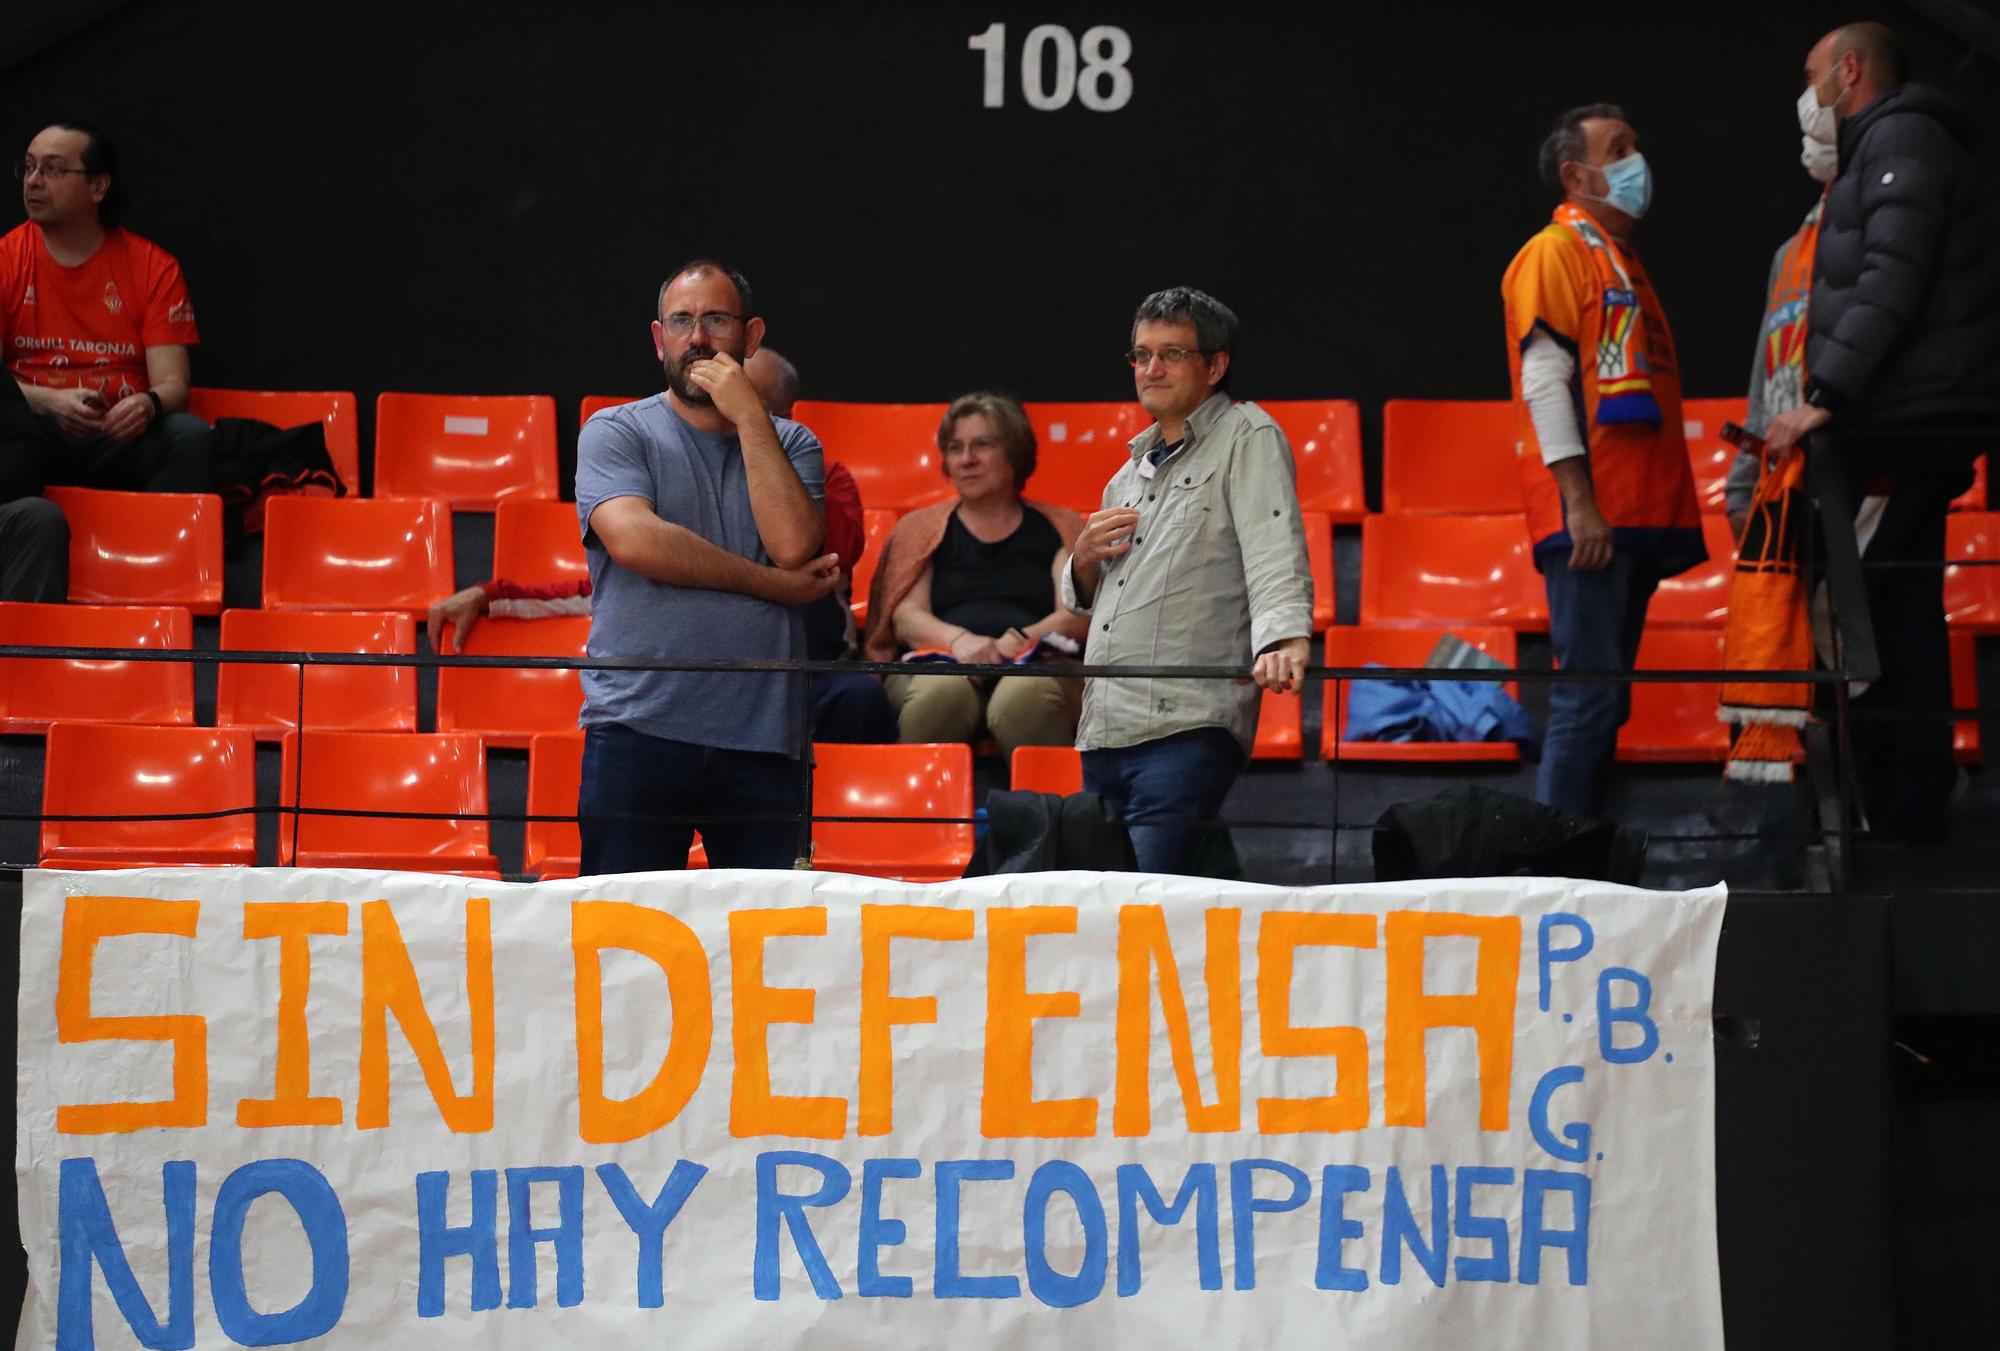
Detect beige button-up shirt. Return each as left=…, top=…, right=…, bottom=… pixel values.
left=1059, top=392, right=1313, bottom=752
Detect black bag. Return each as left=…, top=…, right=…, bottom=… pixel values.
left=1373, top=784, right=1646, bottom=884
left=962, top=789, right=1138, bottom=876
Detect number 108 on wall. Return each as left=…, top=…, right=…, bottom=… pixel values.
left=967, top=23, right=1134, bottom=111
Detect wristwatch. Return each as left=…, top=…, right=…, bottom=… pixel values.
left=142, top=389, right=164, bottom=419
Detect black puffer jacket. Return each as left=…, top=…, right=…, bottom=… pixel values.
left=1807, top=83, right=2000, bottom=436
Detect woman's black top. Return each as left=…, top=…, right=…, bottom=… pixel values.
left=928, top=505, right=1062, bottom=638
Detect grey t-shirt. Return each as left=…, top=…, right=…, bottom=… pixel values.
left=574, top=395, right=825, bottom=755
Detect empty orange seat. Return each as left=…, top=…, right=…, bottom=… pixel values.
left=792, top=401, right=953, bottom=512
left=1010, top=743, right=1083, bottom=796
left=278, top=730, right=498, bottom=875
left=848, top=508, right=898, bottom=627
left=1679, top=397, right=1749, bottom=515
left=1649, top=515, right=1738, bottom=626
left=1617, top=627, right=1729, bottom=762
left=581, top=394, right=644, bottom=424
left=44, top=486, right=224, bottom=615
left=1254, top=688, right=1306, bottom=760
left=1952, top=632, right=1980, bottom=763
left=493, top=497, right=587, bottom=587
left=1381, top=400, right=1523, bottom=515
left=1321, top=625, right=1522, bottom=762
left=0, top=602, right=193, bottom=732
left=1304, top=509, right=1335, bottom=632
left=261, top=496, right=454, bottom=615
left=525, top=731, right=584, bottom=879
left=187, top=388, right=360, bottom=497
left=217, top=609, right=417, bottom=738
left=1945, top=512, right=2000, bottom=633
left=374, top=392, right=559, bottom=510
left=436, top=616, right=588, bottom=748
left=1259, top=399, right=1366, bottom=522
left=1020, top=402, right=1148, bottom=513
left=1359, top=513, right=1547, bottom=629
left=42, top=722, right=255, bottom=868
left=1952, top=454, right=1987, bottom=512
left=812, top=741, right=973, bottom=881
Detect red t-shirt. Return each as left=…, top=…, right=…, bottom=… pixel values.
left=0, top=222, right=199, bottom=406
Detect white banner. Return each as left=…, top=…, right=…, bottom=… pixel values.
left=16, top=869, right=1726, bottom=1349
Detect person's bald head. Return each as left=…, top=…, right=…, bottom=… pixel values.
left=746, top=347, right=800, bottom=418
left=1807, top=21, right=1905, bottom=120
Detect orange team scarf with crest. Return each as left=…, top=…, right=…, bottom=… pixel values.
left=1720, top=208, right=1821, bottom=782
left=1556, top=203, right=1662, bottom=426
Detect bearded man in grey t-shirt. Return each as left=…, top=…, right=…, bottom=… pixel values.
left=574, top=258, right=838, bottom=873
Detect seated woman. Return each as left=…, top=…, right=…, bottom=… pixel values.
left=864, top=392, right=1088, bottom=756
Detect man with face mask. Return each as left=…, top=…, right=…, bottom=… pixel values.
left=1763, top=22, right=2000, bottom=844
left=1501, top=104, right=1705, bottom=817
left=572, top=259, right=837, bottom=873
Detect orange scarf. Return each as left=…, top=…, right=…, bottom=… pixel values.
left=1720, top=208, right=1821, bottom=782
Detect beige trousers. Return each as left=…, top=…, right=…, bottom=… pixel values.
left=883, top=671, right=1082, bottom=758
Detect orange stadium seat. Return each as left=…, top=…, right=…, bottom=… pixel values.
left=435, top=616, right=588, bottom=748
left=1945, top=512, right=2000, bottom=633
left=1304, top=509, right=1335, bottom=632
left=1649, top=515, right=1738, bottom=627
left=1359, top=513, right=1547, bottom=629
left=525, top=731, right=584, bottom=879
left=1616, top=626, right=1729, bottom=762
left=1381, top=399, right=1523, bottom=515
left=1021, top=401, right=1148, bottom=513
left=187, top=388, right=361, bottom=498
left=261, top=497, right=454, bottom=615
left=1259, top=399, right=1366, bottom=522
left=791, top=401, right=953, bottom=512
left=278, top=730, right=499, bottom=875
left=812, top=741, right=974, bottom=881
left=581, top=394, right=644, bottom=424
left=493, top=497, right=588, bottom=587
left=1680, top=396, right=1749, bottom=515
left=216, top=609, right=417, bottom=739
left=1952, top=454, right=1987, bottom=512
left=848, top=507, right=899, bottom=628
left=1254, top=688, right=1305, bottom=760
left=0, top=602, right=193, bottom=732
left=1010, top=744, right=1083, bottom=796
left=373, top=393, right=560, bottom=510
left=1951, top=632, right=1980, bottom=763
left=41, top=723, right=256, bottom=869
left=1321, top=624, right=1521, bottom=762
left=44, top=486, right=224, bottom=615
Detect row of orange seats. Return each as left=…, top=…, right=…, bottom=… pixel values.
left=34, top=484, right=2000, bottom=637
left=39, top=726, right=977, bottom=882
left=183, top=387, right=1991, bottom=520
left=4, top=600, right=1977, bottom=768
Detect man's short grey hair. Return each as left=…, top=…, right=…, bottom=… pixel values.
left=750, top=347, right=800, bottom=415
left=1538, top=103, right=1627, bottom=196
left=1831, top=21, right=1907, bottom=88
left=1131, top=287, right=1240, bottom=387
left=657, top=257, right=756, bottom=323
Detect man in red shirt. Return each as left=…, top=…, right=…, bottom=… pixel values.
left=2, top=122, right=210, bottom=491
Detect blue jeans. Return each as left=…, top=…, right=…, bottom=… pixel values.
left=1537, top=549, right=1660, bottom=816
left=579, top=723, right=804, bottom=874
left=1082, top=727, right=1245, bottom=875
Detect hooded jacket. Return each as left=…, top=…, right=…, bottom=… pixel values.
left=1806, top=82, right=2000, bottom=436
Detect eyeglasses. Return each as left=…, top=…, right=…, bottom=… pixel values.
left=1125, top=345, right=1209, bottom=368
left=945, top=436, right=1003, bottom=455
left=663, top=310, right=748, bottom=338
left=12, top=158, right=94, bottom=182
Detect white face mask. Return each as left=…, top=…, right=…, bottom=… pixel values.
left=1796, top=84, right=1837, bottom=146
left=1800, top=134, right=1839, bottom=183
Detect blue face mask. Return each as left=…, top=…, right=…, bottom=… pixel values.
left=1579, top=151, right=1653, bottom=220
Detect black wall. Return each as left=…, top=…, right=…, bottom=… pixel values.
left=3, top=1, right=1997, bottom=484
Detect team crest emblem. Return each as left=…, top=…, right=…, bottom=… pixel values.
left=168, top=299, right=195, bottom=325
left=102, top=281, right=122, bottom=312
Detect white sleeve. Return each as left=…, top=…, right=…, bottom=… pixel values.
left=1522, top=332, right=1587, bottom=466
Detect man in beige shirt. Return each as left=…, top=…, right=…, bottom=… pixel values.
left=1059, top=286, right=1313, bottom=874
